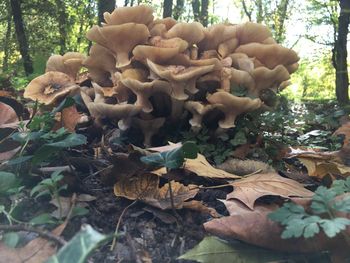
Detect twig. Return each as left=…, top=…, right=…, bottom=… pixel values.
left=110, top=200, right=137, bottom=251
left=0, top=224, right=67, bottom=246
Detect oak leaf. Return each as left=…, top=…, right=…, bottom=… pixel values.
left=227, top=173, right=313, bottom=210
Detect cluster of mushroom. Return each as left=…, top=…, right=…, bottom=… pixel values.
left=23, top=5, right=299, bottom=146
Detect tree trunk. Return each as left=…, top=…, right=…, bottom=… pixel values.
left=200, top=0, right=209, bottom=26
left=241, top=0, right=252, bottom=21
left=173, top=0, right=184, bottom=20
left=98, top=0, right=116, bottom=25
left=55, top=0, right=67, bottom=54
left=335, top=0, right=350, bottom=104
left=3, top=1, right=12, bottom=71
left=10, top=0, right=33, bottom=75
left=163, top=0, right=173, bottom=18
left=256, top=0, right=263, bottom=23
left=192, top=0, right=200, bottom=22
left=275, top=0, right=289, bottom=43
left=124, top=0, right=129, bottom=6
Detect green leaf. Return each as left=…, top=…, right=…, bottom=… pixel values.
left=320, top=218, right=350, bottom=238
left=71, top=207, right=89, bottom=218
left=7, top=155, right=33, bottom=165
left=230, top=131, right=248, bottom=146
left=45, top=225, right=107, bottom=263
left=0, top=172, right=18, bottom=194
left=179, top=236, right=288, bottom=263
left=30, top=213, right=57, bottom=225
left=303, top=222, right=320, bottom=238
left=2, top=232, right=20, bottom=248
left=182, top=141, right=198, bottom=159
left=47, top=133, right=87, bottom=148
left=52, top=97, right=75, bottom=114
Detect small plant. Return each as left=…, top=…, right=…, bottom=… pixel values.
left=269, top=177, right=350, bottom=239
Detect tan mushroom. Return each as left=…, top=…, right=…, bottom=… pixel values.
left=218, top=37, right=239, bottom=58
left=164, top=22, right=205, bottom=45
left=103, top=5, right=154, bottom=26
left=80, top=90, right=141, bottom=123
left=132, top=115, right=166, bottom=147
left=235, top=43, right=300, bottom=69
left=228, top=53, right=254, bottom=73
left=147, top=59, right=216, bottom=98
left=198, top=24, right=238, bottom=51
left=149, top=36, right=188, bottom=51
left=207, top=91, right=262, bottom=129
left=133, top=46, right=182, bottom=65
left=83, top=44, right=117, bottom=86
left=86, top=23, right=150, bottom=68
left=24, top=71, right=78, bottom=105
left=46, top=52, right=86, bottom=80
left=236, top=22, right=272, bottom=45
left=184, top=101, right=216, bottom=130
left=121, top=78, right=172, bottom=113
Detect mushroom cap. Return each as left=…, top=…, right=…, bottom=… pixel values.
left=46, top=52, right=86, bottom=80
left=229, top=53, right=254, bottom=73
left=24, top=71, right=78, bottom=105
left=236, top=22, right=272, bottom=44
left=251, top=65, right=290, bottom=96
left=207, top=91, right=262, bottom=128
left=87, top=23, right=150, bottom=68
left=198, top=24, right=238, bottom=51
left=149, top=36, right=188, bottom=51
left=80, top=90, right=142, bottom=120
left=164, top=22, right=205, bottom=45
left=133, top=46, right=181, bottom=64
left=149, top=17, right=177, bottom=37
left=218, top=37, right=239, bottom=58
left=121, top=78, right=172, bottom=113
left=235, top=43, right=300, bottom=69
left=184, top=101, right=216, bottom=128
left=103, top=5, right=154, bottom=26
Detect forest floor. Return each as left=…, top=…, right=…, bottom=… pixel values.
left=1, top=86, right=350, bottom=263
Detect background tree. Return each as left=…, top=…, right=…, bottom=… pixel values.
left=163, top=0, right=173, bottom=18
left=10, top=0, right=33, bottom=75
left=98, top=0, right=116, bottom=25
left=191, top=0, right=209, bottom=26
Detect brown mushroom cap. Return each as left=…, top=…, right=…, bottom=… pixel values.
left=24, top=71, right=78, bottom=105
left=80, top=90, right=141, bottom=121
left=147, top=59, right=216, bottom=98
left=198, top=24, right=238, bottom=51
left=46, top=52, right=86, bottom=80
left=103, top=5, right=154, bottom=26
left=218, top=37, right=239, bottom=58
left=87, top=23, right=150, bottom=68
left=149, top=36, right=189, bottom=51
left=229, top=53, right=254, bottom=73
left=207, top=91, right=262, bottom=129
left=149, top=17, right=177, bottom=37
left=121, top=78, right=172, bottom=113
left=184, top=101, right=216, bottom=129
left=236, top=22, right=272, bottom=44
left=235, top=43, right=300, bottom=69
left=164, top=22, right=205, bottom=45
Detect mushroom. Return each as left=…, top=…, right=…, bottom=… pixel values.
left=86, top=23, right=150, bottom=68
left=236, top=22, right=272, bottom=44
left=133, top=46, right=182, bottom=65
left=103, top=5, right=154, bottom=26
left=83, top=44, right=117, bottom=86
left=149, top=17, right=177, bottom=37
left=80, top=90, right=141, bottom=123
left=164, top=22, right=205, bottom=45
left=184, top=101, right=217, bottom=131
left=207, top=91, right=262, bottom=129
left=46, top=52, right=86, bottom=80
left=132, top=115, right=166, bottom=147
left=24, top=71, right=78, bottom=105
left=235, top=43, right=300, bottom=69
left=198, top=24, right=238, bottom=51
left=229, top=53, right=254, bottom=73
left=147, top=59, right=216, bottom=98
left=121, top=78, right=172, bottom=113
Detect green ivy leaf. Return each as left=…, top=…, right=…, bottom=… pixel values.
left=320, top=218, right=350, bottom=238
left=0, top=172, right=18, bottom=194
left=30, top=213, right=57, bottom=225
left=2, top=232, right=20, bottom=248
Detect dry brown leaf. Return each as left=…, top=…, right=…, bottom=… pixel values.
left=0, top=102, right=18, bottom=125
left=147, top=142, right=182, bottom=152
left=204, top=199, right=344, bottom=253
left=0, top=222, right=66, bottom=263
left=333, top=120, right=350, bottom=146
left=217, top=158, right=275, bottom=176
left=114, top=173, right=199, bottom=210
left=227, top=173, right=313, bottom=210
left=183, top=200, right=220, bottom=218
left=184, top=154, right=240, bottom=179
left=61, top=105, right=82, bottom=132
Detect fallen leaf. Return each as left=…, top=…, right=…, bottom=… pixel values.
left=50, top=194, right=95, bottom=219
left=114, top=173, right=199, bottom=210
left=179, top=236, right=292, bottom=263
left=61, top=105, right=82, bottom=132
left=147, top=142, right=182, bottom=152
left=227, top=173, right=313, bottom=210
left=204, top=200, right=344, bottom=253
left=0, top=102, right=18, bottom=125
left=183, top=200, right=220, bottom=218
left=0, top=222, right=67, bottom=263
left=217, top=158, right=275, bottom=176
left=143, top=206, right=177, bottom=224
left=334, top=120, right=350, bottom=146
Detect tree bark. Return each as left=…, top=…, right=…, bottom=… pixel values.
left=173, top=0, right=184, bottom=20
left=10, top=0, right=33, bottom=75
left=98, top=0, right=116, bottom=25
left=163, top=0, right=173, bottom=18
left=200, top=0, right=209, bottom=26
left=3, top=1, right=12, bottom=71
left=275, top=0, right=289, bottom=43
left=335, top=0, right=350, bottom=104
left=241, top=0, right=252, bottom=21
left=55, top=0, right=67, bottom=54
left=192, top=0, right=200, bottom=22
